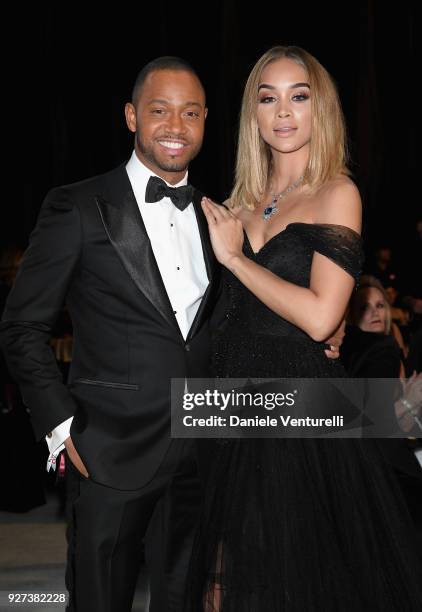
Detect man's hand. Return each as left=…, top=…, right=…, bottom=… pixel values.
left=64, top=436, right=89, bottom=478
left=324, top=320, right=346, bottom=360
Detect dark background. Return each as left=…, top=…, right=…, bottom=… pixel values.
left=3, top=1, right=418, bottom=258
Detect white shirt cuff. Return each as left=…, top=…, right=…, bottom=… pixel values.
left=45, top=416, right=73, bottom=472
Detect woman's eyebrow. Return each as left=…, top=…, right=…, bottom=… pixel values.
left=258, top=82, right=310, bottom=91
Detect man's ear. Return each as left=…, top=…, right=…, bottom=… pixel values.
left=125, top=103, right=137, bottom=133
left=204, top=107, right=208, bottom=120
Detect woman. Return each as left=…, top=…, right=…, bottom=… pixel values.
left=188, top=46, right=422, bottom=610
left=342, top=275, right=422, bottom=553
left=342, top=274, right=404, bottom=377
left=342, top=274, right=421, bottom=432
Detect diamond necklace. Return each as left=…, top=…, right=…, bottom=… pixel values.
left=262, top=175, right=304, bottom=221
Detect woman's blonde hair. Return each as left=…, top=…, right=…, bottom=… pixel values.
left=348, top=275, right=392, bottom=335
left=229, top=45, right=350, bottom=210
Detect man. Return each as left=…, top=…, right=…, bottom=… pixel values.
left=0, top=56, right=218, bottom=611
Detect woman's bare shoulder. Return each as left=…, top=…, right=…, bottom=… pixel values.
left=314, top=176, right=362, bottom=233
left=318, top=175, right=359, bottom=197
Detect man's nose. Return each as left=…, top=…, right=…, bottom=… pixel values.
left=166, top=112, right=186, bottom=134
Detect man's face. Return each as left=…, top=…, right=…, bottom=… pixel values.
left=125, top=69, right=207, bottom=184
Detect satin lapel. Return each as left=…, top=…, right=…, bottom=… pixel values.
left=95, top=169, right=183, bottom=340
left=186, top=189, right=220, bottom=342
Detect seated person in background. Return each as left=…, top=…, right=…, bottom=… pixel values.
left=341, top=274, right=422, bottom=551
left=341, top=274, right=406, bottom=377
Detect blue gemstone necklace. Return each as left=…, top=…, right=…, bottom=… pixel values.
left=262, top=175, right=305, bottom=221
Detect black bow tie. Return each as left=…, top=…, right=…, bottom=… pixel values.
left=145, top=176, right=194, bottom=211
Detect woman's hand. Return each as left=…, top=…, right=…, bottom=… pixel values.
left=395, top=372, right=422, bottom=432
left=201, top=197, right=244, bottom=268
left=324, top=319, right=346, bottom=359
left=401, top=371, right=422, bottom=408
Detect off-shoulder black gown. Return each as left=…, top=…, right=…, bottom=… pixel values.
left=187, top=223, right=422, bottom=611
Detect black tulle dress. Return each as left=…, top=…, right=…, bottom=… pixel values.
left=187, top=223, right=422, bottom=611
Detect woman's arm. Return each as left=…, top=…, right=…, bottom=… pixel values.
left=201, top=180, right=362, bottom=342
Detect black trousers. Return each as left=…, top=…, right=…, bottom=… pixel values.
left=64, top=439, right=201, bottom=612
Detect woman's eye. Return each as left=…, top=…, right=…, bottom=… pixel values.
left=292, top=93, right=310, bottom=101
left=376, top=302, right=385, bottom=309
left=259, top=95, right=276, bottom=104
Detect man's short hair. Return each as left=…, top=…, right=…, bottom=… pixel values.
left=131, top=56, right=204, bottom=104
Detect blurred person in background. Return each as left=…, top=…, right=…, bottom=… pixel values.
left=341, top=274, right=422, bottom=552
left=342, top=274, right=407, bottom=377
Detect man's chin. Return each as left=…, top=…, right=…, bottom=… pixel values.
left=157, top=160, right=189, bottom=173
left=137, top=143, right=198, bottom=176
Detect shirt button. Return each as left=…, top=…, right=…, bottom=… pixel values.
left=185, top=344, right=191, bottom=352
left=47, top=432, right=52, bottom=438
left=170, top=223, right=174, bottom=227
left=173, top=310, right=177, bottom=314
left=177, top=266, right=180, bottom=270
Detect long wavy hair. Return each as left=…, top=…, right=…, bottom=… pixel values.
left=229, top=46, right=350, bottom=210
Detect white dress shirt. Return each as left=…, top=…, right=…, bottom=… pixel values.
left=46, top=151, right=208, bottom=471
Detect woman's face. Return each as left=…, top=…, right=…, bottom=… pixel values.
left=256, top=57, right=312, bottom=156
left=353, top=287, right=387, bottom=333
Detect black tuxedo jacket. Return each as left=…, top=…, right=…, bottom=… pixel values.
left=0, top=164, right=222, bottom=489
